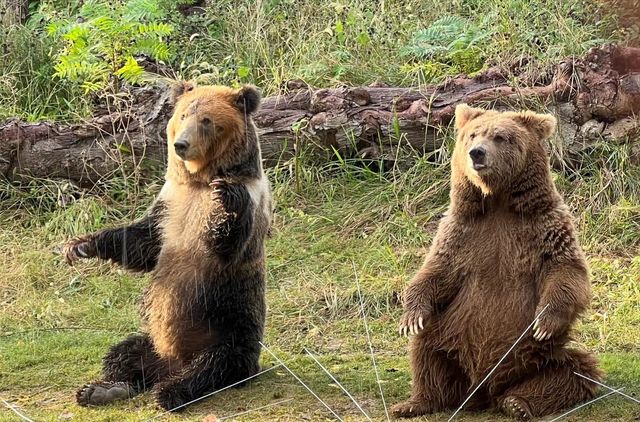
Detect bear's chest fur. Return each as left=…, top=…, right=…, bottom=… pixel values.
left=143, top=179, right=223, bottom=360
left=455, top=211, right=542, bottom=286
left=158, top=179, right=218, bottom=254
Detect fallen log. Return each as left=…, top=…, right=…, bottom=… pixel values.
left=1, top=44, right=640, bottom=188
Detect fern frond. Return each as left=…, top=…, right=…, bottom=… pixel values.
left=125, top=0, right=164, bottom=21
left=78, top=0, right=112, bottom=20
left=402, top=14, right=495, bottom=61
left=137, top=22, right=173, bottom=36
left=134, top=38, right=171, bottom=61
left=116, top=56, right=144, bottom=84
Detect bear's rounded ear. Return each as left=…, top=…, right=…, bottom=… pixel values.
left=171, top=80, right=195, bottom=104
left=455, top=104, right=486, bottom=129
left=235, top=85, right=262, bottom=115
left=514, top=111, right=557, bottom=140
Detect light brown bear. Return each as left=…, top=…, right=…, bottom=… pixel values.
left=62, top=83, right=272, bottom=411
left=392, top=105, right=602, bottom=420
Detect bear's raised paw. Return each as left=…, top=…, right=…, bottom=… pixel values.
left=62, top=236, right=96, bottom=265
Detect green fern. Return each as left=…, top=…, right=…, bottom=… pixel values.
left=46, top=0, right=174, bottom=93
left=401, top=14, right=494, bottom=74
left=115, top=56, right=145, bottom=84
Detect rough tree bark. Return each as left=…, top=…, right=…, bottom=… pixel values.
left=1, top=44, right=640, bottom=188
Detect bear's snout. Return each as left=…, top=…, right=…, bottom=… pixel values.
left=174, top=139, right=190, bottom=159
left=469, top=146, right=487, bottom=170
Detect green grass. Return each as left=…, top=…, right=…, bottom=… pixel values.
left=1, top=0, right=627, bottom=121
left=1, top=145, right=639, bottom=421
left=0, top=26, right=91, bottom=122
left=171, top=0, right=622, bottom=93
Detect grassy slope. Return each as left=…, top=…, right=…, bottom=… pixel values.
left=1, top=148, right=639, bottom=421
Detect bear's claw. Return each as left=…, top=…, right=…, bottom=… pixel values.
left=391, top=399, right=432, bottom=418
left=532, top=315, right=559, bottom=341
left=61, top=236, right=95, bottom=265
left=76, top=381, right=131, bottom=406
left=398, top=309, right=428, bottom=337
left=501, top=396, right=532, bottom=421
left=210, top=178, right=229, bottom=193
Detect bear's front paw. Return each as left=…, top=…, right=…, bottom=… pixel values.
left=211, top=178, right=245, bottom=217
left=153, top=382, right=189, bottom=412
left=532, top=311, right=567, bottom=341
left=398, top=307, right=431, bottom=337
left=210, top=179, right=234, bottom=210
left=210, top=178, right=229, bottom=193
left=61, top=236, right=96, bottom=265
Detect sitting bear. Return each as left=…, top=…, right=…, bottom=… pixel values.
left=62, top=83, right=272, bottom=411
left=392, top=105, right=602, bottom=420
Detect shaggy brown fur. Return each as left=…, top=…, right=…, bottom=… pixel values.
left=63, top=83, right=272, bottom=411
left=392, top=105, right=602, bottom=420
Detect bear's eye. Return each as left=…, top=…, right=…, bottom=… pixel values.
left=494, top=135, right=507, bottom=143
left=214, top=125, right=225, bottom=134
left=469, top=132, right=477, bottom=140
left=180, top=114, right=186, bottom=121
left=201, top=117, right=211, bottom=125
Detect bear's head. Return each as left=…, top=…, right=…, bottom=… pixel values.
left=166, top=82, right=261, bottom=180
left=452, top=104, right=557, bottom=196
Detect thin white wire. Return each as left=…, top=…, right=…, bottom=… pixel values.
left=0, top=398, right=35, bottom=422
left=546, top=388, right=624, bottom=422
left=304, top=347, right=373, bottom=421
left=147, top=364, right=282, bottom=420
left=259, top=341, right=344, bottom=421
left=354, top=261, right=390, bottom=421
left=448, top=303, right=550, bottom=421
left=219, top=398, right=294, bottom=420
left=573, top=372, right=640, bottom=405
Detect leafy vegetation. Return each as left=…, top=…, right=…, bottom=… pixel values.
left=0, top=0, right=627, bottom=122
left=0, top=26, right=90, bottom=122
left=400, top=15, right=494, bottom=75
left=45, top=0, right=174, bottom=93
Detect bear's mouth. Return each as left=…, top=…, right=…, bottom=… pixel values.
left=473, top=163, right=487, bottom=171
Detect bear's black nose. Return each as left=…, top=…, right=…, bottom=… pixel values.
left=174, top=140, right=190, bottom=157
left=469, top=146, right=486, bottom=163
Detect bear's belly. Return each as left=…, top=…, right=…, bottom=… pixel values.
left=435, top=217, right=543, bottom=376
left=143, top=251, right=219, bottom=361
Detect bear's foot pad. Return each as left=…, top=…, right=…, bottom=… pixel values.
left=501, top=396, right=532, bottom=421
left=76, top=381, right=132, bottom=406
left=391, top=399, right=432, bottom=418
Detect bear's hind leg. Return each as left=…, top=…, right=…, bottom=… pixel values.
left=498, top=349, right=602, bottom=420
left=77, top=334, right=175, bottom=407
left=392, top=339, right=475, bottom=418
left=153, top=341, right=261, bottom=411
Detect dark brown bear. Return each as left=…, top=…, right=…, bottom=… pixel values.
left=392, top=105, right=602, bottom=420
left=62, top=83, right=272, bottom=411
